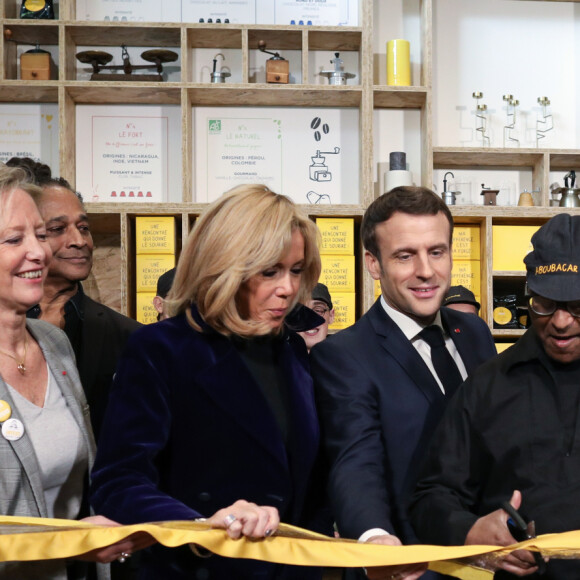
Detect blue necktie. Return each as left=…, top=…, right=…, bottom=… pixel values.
left=420, top=325, right=463, bottom=397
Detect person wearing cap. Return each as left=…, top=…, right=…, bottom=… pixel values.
left=153, top=267, right=176, bottom=321
left=298, top=283, right=335, bottom=352
left=410, top=213, right=580, bottom=579
left=443, top=285, right=481, bottom=316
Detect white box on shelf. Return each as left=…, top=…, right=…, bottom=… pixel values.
left=0, top=104, right=59, bottom=170
left=76, top=0, right=181, bottom=22
left=75, top=104, right=182, bottom=203
left=263, top=0, right=359, bottom=26
left=193, top=106, right=359, bottom=205
left=181, top=0, right=256, bottom=23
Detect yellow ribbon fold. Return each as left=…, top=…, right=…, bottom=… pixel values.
left=2, top=516, right=580, bottom=580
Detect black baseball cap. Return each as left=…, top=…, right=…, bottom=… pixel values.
left=311, top=283, right=333, bottom=310
left=156, top=268, right=176, bottom=299
left=524, top=213, right=580, bottom=302
left=444, top=285, right=480, bottom=311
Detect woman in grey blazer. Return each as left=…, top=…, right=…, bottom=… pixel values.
left=0, top=165, right=148, bottom=579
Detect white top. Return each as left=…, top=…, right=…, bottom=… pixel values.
left=380, top=296, right=468, bottom=394
left=8, top=365, right=88, bottom=520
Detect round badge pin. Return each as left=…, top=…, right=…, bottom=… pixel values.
left=0, top=400, right=12, bottom=422
left=2, top=418, right=24, bottom=441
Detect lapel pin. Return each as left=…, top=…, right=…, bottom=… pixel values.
left=2, top=418, right=24, bottom=441
left=0, top=400, right=11, bottom=422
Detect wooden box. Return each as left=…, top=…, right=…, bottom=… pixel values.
left=20, top=53, right=53, bottom=81
left=266, top=59, right=289, bottom=84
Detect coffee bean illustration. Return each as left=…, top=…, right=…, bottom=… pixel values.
left=310, top=117, right=321, bottom=130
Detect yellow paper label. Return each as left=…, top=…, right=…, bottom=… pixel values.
left=24, top=0, right=45, bottom=9
left=493, top=306, right=512, bottom=325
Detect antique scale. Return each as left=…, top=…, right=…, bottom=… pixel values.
left=76, top=45, right=178, bottom=81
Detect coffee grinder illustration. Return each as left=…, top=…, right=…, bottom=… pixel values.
left=309, top=147, right=340, bottom=182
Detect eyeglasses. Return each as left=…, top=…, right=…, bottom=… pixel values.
left=528, top=295, right=580, bottom=318
left=312, top=306, right=330, bottom=316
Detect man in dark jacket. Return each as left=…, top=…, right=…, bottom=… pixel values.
left=311, top=187, right=496, bottom=580
left=410, top=213, right=580, bottom=579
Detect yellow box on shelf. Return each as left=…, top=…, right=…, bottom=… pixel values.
left=492, top=225, right=540, bottom=271
left=135, top=216, right=176, bottom=255
left=316, top=218, right=355, bottom=255
left=329, top=292, right=356, bottom=330
left=136, top=292, right=158, bottom=325
left=320, top=255, right=356, bottom=293
left=451, top=260, right=481, bottom=300
left=136, top=254, right=175, bottom=292
left=452, top=225, right=480, bottom=260
left=495, top=342, right=515, bottom=354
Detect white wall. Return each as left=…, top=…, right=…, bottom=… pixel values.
left=375, top=0, right=580, bottom=204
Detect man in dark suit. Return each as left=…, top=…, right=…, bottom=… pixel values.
left=311, top=186, right=496, bottom=580
left=8, top=158, right=141, bottom=440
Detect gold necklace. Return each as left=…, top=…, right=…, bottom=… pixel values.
left=0, top=334, right=28, bottom=375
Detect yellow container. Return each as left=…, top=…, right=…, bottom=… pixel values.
left=495, top=342, right=515, bottom=354
left=387, top=39, right=411, bottom=86
left=320, top=255, right=356, bottom=293
left=451, top=260, right=481, bottom=300
left=492, top=225, right=540, bottom=271
left=136, top=292, right=158, bottom=324
left=136, top=254, right=176, bottom=292
left=374, top=278, right=382, bottom=299
left=453, top=226, right=481, bottom=260
left=329, top=292, right=356, bottom=330
left=135, top=216, right=176, bottom=255
left=317, top=218, right=355, bottom=255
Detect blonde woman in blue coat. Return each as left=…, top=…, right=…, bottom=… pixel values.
left=91, top=185, right=330, bottom=579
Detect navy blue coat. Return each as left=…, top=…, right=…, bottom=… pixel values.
left=311, top=300, right=497, bottom=545
left=91, top=306, right=328, bottom=579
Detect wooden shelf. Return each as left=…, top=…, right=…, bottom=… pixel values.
left=434, top=147, right=546, bottom=168
left=373, top=86, right=428, bottom=109
left=2, top=0, right=578, bottom=327
left=0, top=81, right=59, bottom=102
left=187, top=84, right=363, bottom=107
left=64, top=23, right=182, bottom=47
left=493, top=329, right=526, bottom=339
left=65, top=83, right=182, bottom=105
left=3, top=21, right=59, bottom=44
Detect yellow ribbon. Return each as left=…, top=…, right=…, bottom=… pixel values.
left=1, top=516, right=580, bottom=579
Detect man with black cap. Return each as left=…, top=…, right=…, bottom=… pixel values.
left=153, top=267, right=176, bottom=321
left=298, top=283, right=335, bottom=352
left=443, top=285, right=480, bottom=316
left=410, top=213, right=580, bottom=579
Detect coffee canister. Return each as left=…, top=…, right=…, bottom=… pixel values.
left=387, top=39, right=410, bottom=86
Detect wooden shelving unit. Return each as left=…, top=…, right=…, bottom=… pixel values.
left=2, top=0, right=579, bottom=337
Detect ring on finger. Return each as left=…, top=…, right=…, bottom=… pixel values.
left=223, top=514, right=237, bottom=528
left=117, top=551, right=131, bottom=564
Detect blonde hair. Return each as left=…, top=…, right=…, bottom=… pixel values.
left=167, top=184, right=321, bottom=337
left=0, top=164, right=43, bottom=207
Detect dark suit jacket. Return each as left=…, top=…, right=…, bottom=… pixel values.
left=91, top=306, right=328, bottom=579
left=311, top=299, right=496, bottom=545
left=76, top=293, right=141, bottom=440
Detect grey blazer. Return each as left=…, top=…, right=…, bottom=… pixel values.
left=0, top=319, right=107, bottom=580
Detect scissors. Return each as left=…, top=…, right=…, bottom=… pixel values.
left=501, top=501, right=546, bottom=575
